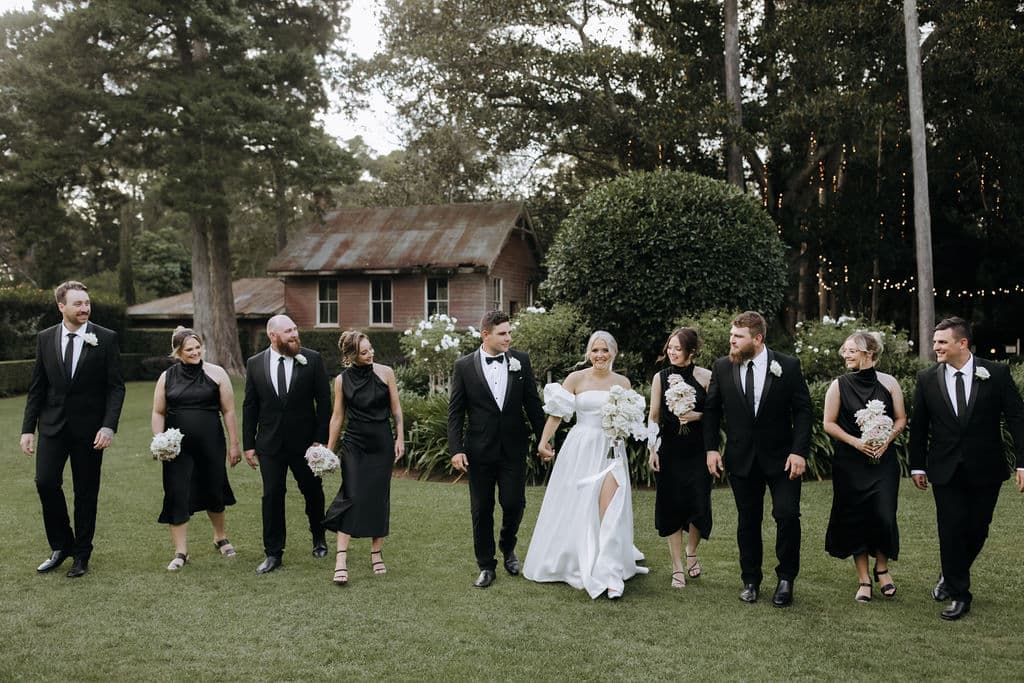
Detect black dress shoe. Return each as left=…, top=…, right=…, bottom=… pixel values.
left=66, top=558, right=88, bottom=578
left=37, top=550, right=68, bottom=573
left=932, top=575, right=949, bottom=602
left=940, top=600, right=971, bottom=621
left=255, top=556, right=283, bottom=574
left=739, top=584, right=759, bottom=603
left=772, top=579, right=794, bottom=607
left=474, top=569, right=496, bottom=588
left=312, top=541, right=328, bottom=559
left=503, top=552, right=520, bottom=576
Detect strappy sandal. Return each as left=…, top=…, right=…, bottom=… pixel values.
left=166, top=552, right=189, bottom=571
left=874, top=566, right=897, bottom=597
left=671, top=571, right=687, bottom=589
left=371, top=549, right=387, bottom=575
left=214, top=538, right=236, bottom=557
left=333, top=549, right=348, bottom=586
left=686, top=553, right=702, bottom=579
left=855, top=582, right=872, bottom=602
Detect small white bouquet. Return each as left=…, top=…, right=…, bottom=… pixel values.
left=150, top=428, right=184, bottom=461
left=305, top=444, right=340, bottom=477
left=854, top=399, right=894, bottom=464
left=664, top=374, right=697, bottom=434
left=600, top=385, right=648, bottom=459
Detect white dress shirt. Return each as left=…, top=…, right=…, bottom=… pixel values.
left=739, top=346, right=769, bottom=415
left=943, top=354, right=974, bottom=416
left=61, top=323, right=85, bottom=378
left=479, top=348, right=508, bottom=409
left=269, top=348, right=295, bottom=395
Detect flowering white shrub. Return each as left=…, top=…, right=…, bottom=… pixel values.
left=793, top=314, right=919, bottom=381
left=400, top=313, right=468, bottom=393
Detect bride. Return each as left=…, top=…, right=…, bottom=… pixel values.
left=523, top=331, right=648, bottom=599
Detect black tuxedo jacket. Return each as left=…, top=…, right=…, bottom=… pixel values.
left=242, top=347, right=331, bottom=456
left=447, top=349, right=545, bottom=462
left=22, top=322, right=125, bottom=440
left=909, top=358, right=1024, bottom=486
left=703, top=349, right=813, bottom=478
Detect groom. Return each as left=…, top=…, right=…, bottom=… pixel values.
left=20, top=280, right=125, bottom=578
left=243, top=314, right=332, bottom=574
left=448, top=310, right=545, bottom=588
left=909, top=317, right=1024, bottom=620
left=704, top=311, right=812, bottom=607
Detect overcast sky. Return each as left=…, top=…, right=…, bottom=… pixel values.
left=0, top=0, right=401, bottom=153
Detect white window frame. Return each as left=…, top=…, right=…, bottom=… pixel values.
left=317, top=279, right=338, bottom=327
left=369, top=278, right=393, bottom=326
left=425, top=277, right=449, bottom=317
left=490, top=277, right=503, bottom=312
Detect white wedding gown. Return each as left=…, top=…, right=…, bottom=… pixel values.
left=523, top=385, right=648, bottom=598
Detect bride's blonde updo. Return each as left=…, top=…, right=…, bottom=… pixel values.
left=843, top=330, right=884, bottom=362
left=169, top=326, right=202, bottom=360
left=576, top=330, right=618, bottom=371
left=338, top=330, right=369, bottom=367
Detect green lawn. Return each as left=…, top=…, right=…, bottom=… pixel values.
left=1, top=382, right=1022, bottom=681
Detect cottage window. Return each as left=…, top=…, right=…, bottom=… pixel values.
left=426, top=277, right=449, bottom=316
left=370, top=279, right=393, bottom=325
left=317, top=280, right=338, bottom=326
left=490, top=277, right=503, bottom=312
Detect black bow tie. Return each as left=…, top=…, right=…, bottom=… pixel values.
left=485, top=354, right=505, bottom=365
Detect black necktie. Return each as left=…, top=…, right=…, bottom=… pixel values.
left=745, top=360, right=756, bottom=413
left=954, top=370, right=967, bottom=422
left=64, top=332, right=76, bottom=382
left=277, top=356, right=288, bottom=398
left=485, top=354, right=505, bottom=365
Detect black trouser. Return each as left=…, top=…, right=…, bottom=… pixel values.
left=468, top=455, right=527, bottom=571
left=933, top=469, right=1002, bottom=603
left=729, top=466, right=802, bottom=587
left=35, top=429, right=104, bottom=560
left=258, top=449, right=325, bottom=557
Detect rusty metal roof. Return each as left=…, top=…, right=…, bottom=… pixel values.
left=126, top=278, right=285, bottom=319
left=266, top=201, right=537, bottom=275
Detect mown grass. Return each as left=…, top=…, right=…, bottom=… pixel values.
left=1, top=382, right=1022, bottom=681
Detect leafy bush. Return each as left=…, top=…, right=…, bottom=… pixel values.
left=399, top=313, right=471, bottom=393
left=542, top=170, right=787, bottom=363
left=0, top=285, right=126, bottom=360
left=509, top=304, right=589, bottom=384
left=670, top=308, right=743, bottom=370
left=299, top=329, right=404, bottom=375
left=393, top=363, right=430, bottom=395
left=793, top=315, right=922, bottom=382
left=0, top=359, right=34, bottom=397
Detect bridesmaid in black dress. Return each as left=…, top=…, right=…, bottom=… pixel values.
left=647, top=328, right=713, bottom=588
left=823, top=331, right=906, bottom=602
left=323, top=331, right=404, bottom=585
left=151, top=327, right=241, bottom=571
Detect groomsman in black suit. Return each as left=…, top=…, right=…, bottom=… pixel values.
left=20, top=281, right=125, bottom=578
left=243, top=315, right=332, bottom=574
left=448, top=310, right=546, bottom=588
left=704, top=311, right=812, bottom=607
left=910, top=317, right=1024, bottom=620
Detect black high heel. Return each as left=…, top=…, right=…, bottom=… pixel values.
left=371, top=549, right=387, bottom=575
left=855, top=582, right=872, bottom=602
left=873, top=566, right=897, bottom=597
left=333, top=549, right=348, bottom=586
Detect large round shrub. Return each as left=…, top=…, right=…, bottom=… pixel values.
left=541, top=170, right=787, bottom=361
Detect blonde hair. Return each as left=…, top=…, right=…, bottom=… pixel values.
left=843, top=331, right=884, bottom=361
left=339, top=330, right=370, bottom=368
left=578, top=330, right=618, bottom=370
left=170, top=326, right=202, bottom=360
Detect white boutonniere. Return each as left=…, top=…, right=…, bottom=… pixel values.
left=770, top=360, right=782, bottom=377
left=507, top=356, right=522, bottom=373
left=975, top=366, right=990, bottom=381
left=295, top=353, right=308, bottom=366
left=82, top=332, right=98, bottom=347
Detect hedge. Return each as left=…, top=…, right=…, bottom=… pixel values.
left=0, top=285, right=126, bottom=361
left=299, top=329, right=405, bottom=375
left=0, top=360, right=35, bottom=397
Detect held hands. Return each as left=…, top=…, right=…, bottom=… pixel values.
left=648, top=449, right=660, bottom=473
left=244, top=449, right=259, bottom=469
left=93, top=427, right=114, bottom=450
left=784, top=454, right=806, bottom=480
left=706, top=451, right=724, bottom=479
left=852, top=438, right=882, bottom=459
left=451, top=452, right=469, bottom=472
left=537, top=442, right=555, bottom=463
left=394, top=439, right=405, bottom=463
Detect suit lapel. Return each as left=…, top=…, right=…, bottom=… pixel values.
left=963, top=361, right=982, bottom=425
left=261, top=349, right=283, bottom=404
left=74, top=323, right=92, bottom=381
left=758, top=349, right=776, bottom=418
left=501, top=352, right=515, bottom=412
left=934, top=363, right=957, bottom=422
left=470, top=349, right=488, bottom=394
left=730, top=360, right=745, bottom=412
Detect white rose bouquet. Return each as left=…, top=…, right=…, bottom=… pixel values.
left=305, top=444, right=340, bottom=477
left=150, top=428, right=184, bottom=461
left=663, top=374, right=697, bottom=434
left=600, top=385, right=648, bottom=459
left=854, top=399, right=894, bottom=464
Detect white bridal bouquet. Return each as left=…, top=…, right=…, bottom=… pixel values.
left=600, top=385, right=648, bottom=459
left=150, top=428, right=184, bottom=461
left=664, top=374, right=697, bottom=434
left=305, top=445, right=340, bottom=477
left=854, top=399, right=894, bottom=463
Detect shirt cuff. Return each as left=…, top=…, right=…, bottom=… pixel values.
left=910, top=469, right=926, bottom=476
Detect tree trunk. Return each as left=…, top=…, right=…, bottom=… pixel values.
left=208, top=207, right=245, bottom=375
left=903, top=0, right=935, bottom=360
left=724, top=0, right=743, bottom=188
left=118, top=203, right=135, bottom=305
left=191, top=214, right=214, bottom=353
left=273, top=161, right=289, bottom=251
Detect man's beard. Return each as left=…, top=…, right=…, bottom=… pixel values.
left=729, top=344, right=755, bottom=364
left=279, top=337, right=301, bottom=356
